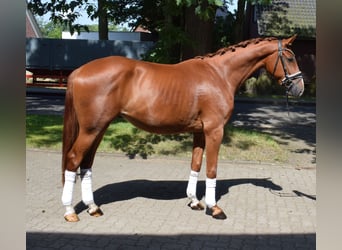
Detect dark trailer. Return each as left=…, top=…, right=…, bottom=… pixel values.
left=26, top=37, right=154, bottom=86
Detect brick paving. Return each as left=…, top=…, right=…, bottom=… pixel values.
left=26, top=149, right=316, bottom=249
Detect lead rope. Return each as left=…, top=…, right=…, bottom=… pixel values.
left=286, top=89, right=290, bottom=117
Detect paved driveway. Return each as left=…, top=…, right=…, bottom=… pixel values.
left=26, top=149, right=315, bottom=249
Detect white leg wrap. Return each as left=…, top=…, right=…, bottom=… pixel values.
left=80, top=168, right=94, bottom=206
left=65, top=205, right=76, bottom=216
left=88, top=203, right=100, bottom=214
left=205, top=178, right=217, bottom=208
left=186, top=170, right=199, bottom=204
left=61, top=170, right=76, bottom=207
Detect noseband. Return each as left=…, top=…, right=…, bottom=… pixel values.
left=272, top=39, right=303, bottom=93
left=272, top=39, right=303, bottom=116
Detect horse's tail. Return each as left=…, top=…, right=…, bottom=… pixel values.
left=61, top=75, right=79, bottom=184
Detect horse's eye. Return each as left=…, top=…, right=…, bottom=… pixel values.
left=287, top=56, right=295, bottom=62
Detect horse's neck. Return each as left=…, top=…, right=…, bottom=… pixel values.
left=212, top=43, right=276, bottom=92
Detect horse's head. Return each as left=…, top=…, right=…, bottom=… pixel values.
left=265, top=35, right=304, bottom=97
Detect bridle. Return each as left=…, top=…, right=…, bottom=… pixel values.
left=272, top=39, right=303, bottom=93
left=272, top=39, right=303, bottom=115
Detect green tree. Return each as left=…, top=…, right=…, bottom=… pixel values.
left=233, top=0, right=272, bottom=43
left=28, top=0, right=227, bottom=62
left=37, top=18, right=64, bottom=38
left=138, top=0, right=226, bottom=63
left=212, top=11, right=235, bottom=50
left=31, top=0, right=276, bottom=63
left=27, top=0, right=138, bottom=40
left=27, top=0, right=273, bottom=45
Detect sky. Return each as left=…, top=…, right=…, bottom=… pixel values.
left=40, top=0, right=97, bottom=25
left=227, top=0, right=238, bottom=12
left=40, top=0, right=238, bottom=26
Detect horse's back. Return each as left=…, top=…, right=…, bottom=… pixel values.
left=70, top=56, right=137, bottom=82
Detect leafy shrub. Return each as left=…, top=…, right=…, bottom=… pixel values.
left=241, top=72, right=286, bottom=96
left=244, top=77, right=257, bottom=95
left=302, top=75, right=316, bottom=97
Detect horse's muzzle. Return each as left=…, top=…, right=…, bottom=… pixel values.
left=287, top=78, right=305, bottom=97
left=281, top=71, right=305, bottom=97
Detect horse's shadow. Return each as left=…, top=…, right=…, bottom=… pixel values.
left=75, top=178, right=282, bottom=214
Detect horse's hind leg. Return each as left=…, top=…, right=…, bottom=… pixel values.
left=79, top=129, right=109, bottom=218
left=62, top=128, right=107, bottom=222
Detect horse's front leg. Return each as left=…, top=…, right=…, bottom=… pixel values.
left=186, top=132, right=205, bottom=210
left=204, top=126, right=227, bottom=220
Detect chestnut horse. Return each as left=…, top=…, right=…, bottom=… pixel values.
left=61, top=35, right=304, bottom=222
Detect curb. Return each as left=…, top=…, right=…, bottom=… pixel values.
left=26, top=86, right=66, bottom=96
left=235, top=96, right=316, bottom=106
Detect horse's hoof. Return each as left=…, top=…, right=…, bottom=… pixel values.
left=87, top=207, right=103, bottom=217
left=207, top=205, right=227, bottom=220
left=188, top=201, right=205, bottom=210
left=64, top=213, right=80, bottom=222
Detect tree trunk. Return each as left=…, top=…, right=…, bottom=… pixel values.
left=98, top=0, right=108, bottom=40
left=182, top=5, right=215, bottom=60
left=234, top=0, right=246, bottom=43
left=163, top=1, right=182, bottom=63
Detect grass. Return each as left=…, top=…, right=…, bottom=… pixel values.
left=26, top=114, right=287, bottom=163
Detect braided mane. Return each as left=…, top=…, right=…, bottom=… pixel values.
left=196, top=37, right=277, bottom=59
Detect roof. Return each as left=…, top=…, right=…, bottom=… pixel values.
left=26, top=9, right=42, bottom=38
left=255, top=0, right=316, bottom=38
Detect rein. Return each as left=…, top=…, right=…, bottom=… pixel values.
left=272, top=39, right=303, bottom=116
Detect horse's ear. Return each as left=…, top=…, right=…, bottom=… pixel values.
left=285, top=34, right=297, bottom=47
